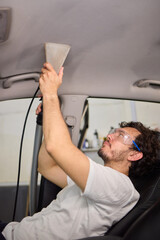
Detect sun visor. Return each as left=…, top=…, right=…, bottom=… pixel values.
left=0, top=7, right=11, bottom=43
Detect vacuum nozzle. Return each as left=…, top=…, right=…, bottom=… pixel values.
left=45, top=42, right=71, bottom=73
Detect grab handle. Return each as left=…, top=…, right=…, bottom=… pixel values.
left=134, top=79, right=160, bottom=88
left=3, top=73, right=40, bottom=89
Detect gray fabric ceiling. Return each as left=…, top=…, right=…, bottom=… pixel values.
left=0, top=0, right=160, bottom=101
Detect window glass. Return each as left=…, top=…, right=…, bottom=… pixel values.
left=1, top=97, right=160, bottom=182
left=0, top=98, right=40, bottom=184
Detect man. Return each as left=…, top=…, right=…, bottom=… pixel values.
left=2, top=63, right=160, bottom=240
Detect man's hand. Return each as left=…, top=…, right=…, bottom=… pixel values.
left=36, top=103, right=42, bottom=115
left=39, top=62, right=64, bottom=97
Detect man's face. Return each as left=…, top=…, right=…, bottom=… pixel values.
left=98, top=127, right=140, bottom=164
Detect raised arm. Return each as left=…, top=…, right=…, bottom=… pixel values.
left=38, top=140, right=67, bottom=188
left=39, top=63, right=90, bottom=192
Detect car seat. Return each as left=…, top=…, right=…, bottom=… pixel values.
left=105, top=164, right=160, bottom=237
left=78, top=164, right=160, bottom=239
left=80, top=197, right=160, bottom=240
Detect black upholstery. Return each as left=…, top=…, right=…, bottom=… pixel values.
left=105, top=166, right=160, bottom=237
left=80, top=197, right=160, bottom=240
left=79, top=165, right=160, bottom=239
left=0, top=233, right=6, bottom=240
left=123, top=198, right=160, bottom=240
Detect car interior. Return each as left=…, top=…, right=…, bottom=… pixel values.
left=0, top=0, right=160, bottom=239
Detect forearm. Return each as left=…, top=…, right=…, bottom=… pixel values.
left=38, top=137, right=67, bottom=188
left=43, top=94, right=72, bottom=155
left=38, top=139, right=57, bottom=175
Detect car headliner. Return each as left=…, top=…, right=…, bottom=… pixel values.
left=0, top=0, right=160, bottom=102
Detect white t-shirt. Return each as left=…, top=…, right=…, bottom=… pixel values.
left=2, top=158, right=139, bottom=240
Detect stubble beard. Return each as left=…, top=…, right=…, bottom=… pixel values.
left=98, top=148, right=111, bottom=164
left=98, top=147, right=127, bottom=165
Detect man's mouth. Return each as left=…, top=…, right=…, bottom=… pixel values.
left=103, top=140, right=111, bottom=148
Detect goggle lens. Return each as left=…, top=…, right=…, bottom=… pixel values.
left=108, top=128, right=140, bottom=151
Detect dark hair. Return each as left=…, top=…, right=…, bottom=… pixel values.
left=120, top=121, right=160, bottom=177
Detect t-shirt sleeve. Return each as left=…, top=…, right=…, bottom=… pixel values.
left=83, top=158, right=139, bottom=205
left=67, top=175, right=74, bottom=185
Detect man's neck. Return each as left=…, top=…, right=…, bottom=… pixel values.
left=104, top=161, right=129, bottom=176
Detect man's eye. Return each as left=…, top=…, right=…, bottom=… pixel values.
left=118, top=133, right=124, bottom=137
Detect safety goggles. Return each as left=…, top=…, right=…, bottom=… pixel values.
left=108, top=128, right=141, bottom=151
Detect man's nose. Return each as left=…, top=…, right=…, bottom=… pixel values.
left=107, top=133, right=115, bottom=141
left=107, top=134, right=112, bottom=141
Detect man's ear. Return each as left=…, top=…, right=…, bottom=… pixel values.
left=128, top=151, right=143, bottom=162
